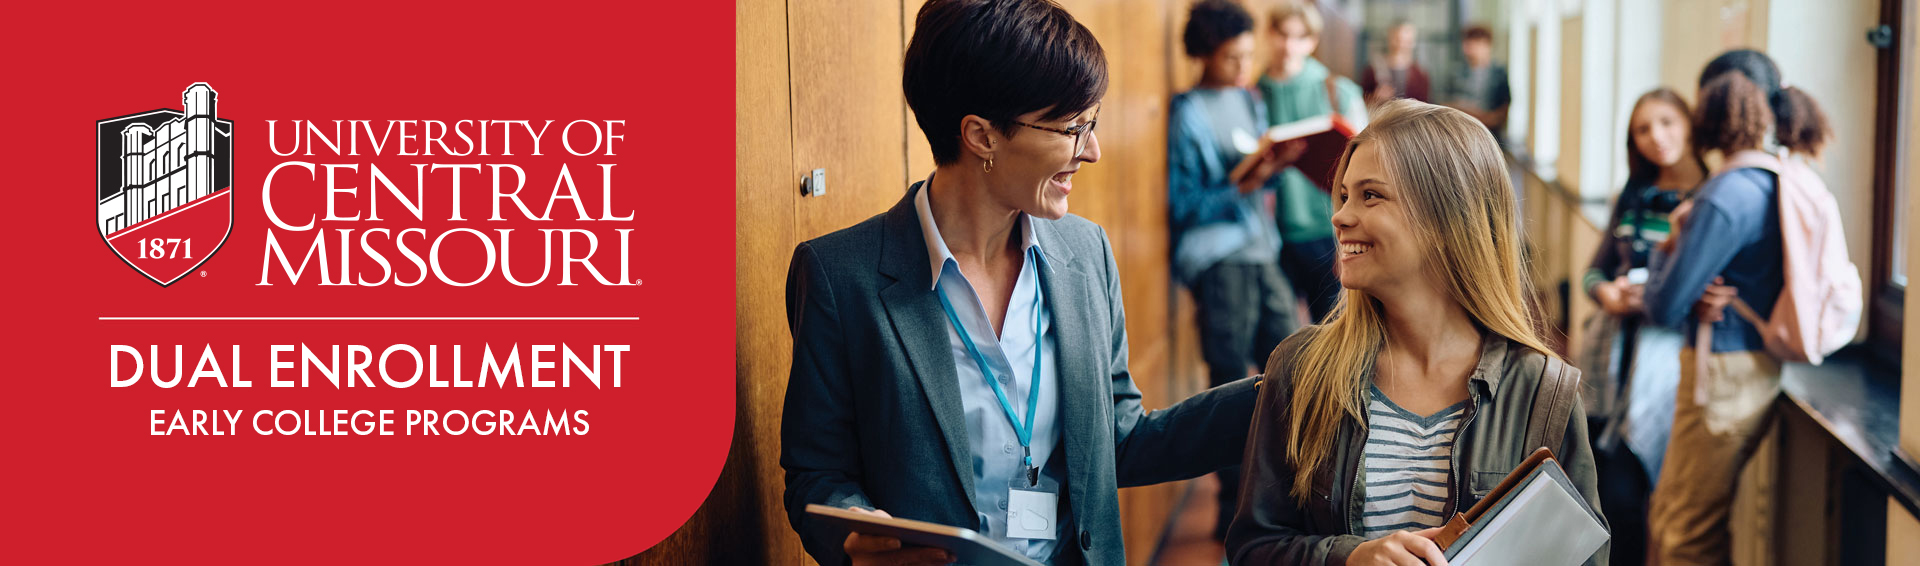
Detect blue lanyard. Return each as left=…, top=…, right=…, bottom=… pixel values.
left=935, top=247, right=1046, bottom=486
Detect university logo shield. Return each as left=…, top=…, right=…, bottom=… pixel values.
left=96, top=83, right=235, bottom=287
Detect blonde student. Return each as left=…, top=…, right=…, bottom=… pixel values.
left=1226, top=100, right=1606, bottom=566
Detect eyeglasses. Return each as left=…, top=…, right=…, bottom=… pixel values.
left=1012, top=119, right=1098, bottom=157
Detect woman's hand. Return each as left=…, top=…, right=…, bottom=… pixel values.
left=1236, top=140, right=1307, bottom=194
left=1348, top=528, right=1450, bottom=566
left=841, top=508, right=955, bottom=566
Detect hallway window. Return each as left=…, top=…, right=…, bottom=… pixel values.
left=1868, top=0, right=1911, bottom=358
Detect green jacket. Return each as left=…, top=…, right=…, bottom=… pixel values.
left=1256, top=59, right=1367, bottom=243
left=1227, top=326, right=1609, bottom=566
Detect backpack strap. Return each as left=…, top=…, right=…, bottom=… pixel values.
left=1703, top=149, right=1786, bottom=342
left=1717, top=149, right=1784, bottom=176
left=1525, top=356, right=1578, bottom=454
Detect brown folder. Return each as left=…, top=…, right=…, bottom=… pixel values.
left=1426, top=444, right=1609, bottom=566
left=1431, top=447, right=1556, bottom=550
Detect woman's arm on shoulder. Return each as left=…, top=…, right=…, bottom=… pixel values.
left=1103, top=224, right=1262, bottom=486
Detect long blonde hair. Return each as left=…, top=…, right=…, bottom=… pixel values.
left=1283, top=99, right=1555, bottom=503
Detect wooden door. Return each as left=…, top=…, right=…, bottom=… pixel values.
left=634, top=0, right=908, bottom=563
left=791, top=0, right=910, bottom=240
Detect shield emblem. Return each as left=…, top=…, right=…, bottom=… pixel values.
left=96, top=83, right=234, bottom=287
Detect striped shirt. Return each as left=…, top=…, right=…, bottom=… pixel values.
left=1360, top=385, right=1468, bottom=538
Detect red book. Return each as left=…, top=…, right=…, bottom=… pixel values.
left=1229, top=113, right=1359, bottom=193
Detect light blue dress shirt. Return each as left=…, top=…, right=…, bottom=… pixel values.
left=914, top=178, right=1065, bottom=562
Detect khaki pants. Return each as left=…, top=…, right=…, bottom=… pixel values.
left=1647, top=348, right=1781, bottom=566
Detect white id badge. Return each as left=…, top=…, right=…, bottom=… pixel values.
left=1006, top=489, right=1059, bottom=540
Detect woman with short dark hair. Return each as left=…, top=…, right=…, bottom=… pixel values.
left=782, top=2, right=1262, bottom=565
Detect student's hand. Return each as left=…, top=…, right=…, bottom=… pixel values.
left=1623, top=281, right=1647, bottom=312
left=1349, top=528, right=1450, bottom=566
left=1273, top=139, right=1308, bottom=168
left=1237, top=141, right=1301, bottom=194
left=842, top=508, right=955, bottom=566
left=1594, top=275, right=1647, bottom=316
left=1692, top=276, right=1738, bottom=323
left=1594, top=281, right=1632, bottom=316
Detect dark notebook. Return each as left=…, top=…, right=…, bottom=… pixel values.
left=805, top=504, right=1044, bottom=566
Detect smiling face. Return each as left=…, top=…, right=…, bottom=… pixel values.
left=990, top=105, right=1102, bottom=220
left=1330, top=143, right=1427, bottom=295
left=1630, top=99, right=1691, bottom=169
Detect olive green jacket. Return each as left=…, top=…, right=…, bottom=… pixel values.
left=1226, top=326, right=1608, bottom=565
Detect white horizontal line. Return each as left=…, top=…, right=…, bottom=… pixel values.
left=99, top=317, right=637, bottom=321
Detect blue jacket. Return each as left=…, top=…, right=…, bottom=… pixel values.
left=1644, top=168, right=1783, bottom=352
left=1167, top=87, right=1282, bottom=283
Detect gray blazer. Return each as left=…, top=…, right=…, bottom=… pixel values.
left=781, top=183, right=1261, bottom=565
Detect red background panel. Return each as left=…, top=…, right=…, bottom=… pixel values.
left=0, top=1, right=735, bottom=563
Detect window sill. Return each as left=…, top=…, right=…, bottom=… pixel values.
left=1777, top=348, right=1917, bottom=517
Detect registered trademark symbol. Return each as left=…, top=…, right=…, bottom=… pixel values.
left=634, top=278, right=643, bottom=285
left=200, top=271, right=207, bottom=277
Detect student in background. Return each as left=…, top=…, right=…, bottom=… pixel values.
left=782, top=2, right=1261, bottom=565
left=1256, top=1, right=1368, bottom=323
left=1442, top=24, right=1511, bottom=135
left=1642, top=49, right=1830, bottom=566
left=1582, top=87, right=1708, bottom=566
left=1359, top=21, right=1430, bottom=106
left=1227, top=100, right=1606, bottom=566
left=1168, top=0, right=1302, bottom=541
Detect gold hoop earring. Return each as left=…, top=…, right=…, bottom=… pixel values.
left=983, top=157, right=994, bottom=174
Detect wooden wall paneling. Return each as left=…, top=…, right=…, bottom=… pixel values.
left=1775, top=410, right=1838, bottom=566
left=903, top=0, right=934, bottom=185
left=1159, top=0, right=1220, bottom=560
left=790, top=0, right=908, bottom=241
left=1054, top=1, right=1121, bottom=230
left=1164, top=0, right=1207, bottom=416
left=625, top=0, right=800, bottom=563
left=732, top=0, right=807, bottom=559
left=1065, top=1, right=1193, bottom=564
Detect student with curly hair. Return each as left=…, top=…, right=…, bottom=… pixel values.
left=1170, top=0, right=1305, bottom=540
